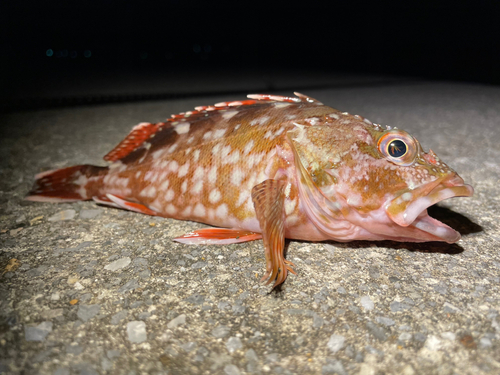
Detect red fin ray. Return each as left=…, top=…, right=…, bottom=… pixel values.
left=173, top=228, right=262, bottom=245
left=104, top=194, right=158, bottom=216
left=104, top=122, right=163, bottom=162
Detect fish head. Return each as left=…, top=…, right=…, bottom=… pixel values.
left=288, top=114, right=474, bottom=243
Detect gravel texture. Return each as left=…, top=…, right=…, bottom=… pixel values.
left=0, top=81, right=499, bottom=374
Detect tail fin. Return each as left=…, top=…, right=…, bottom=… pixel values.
left=25, top=165, right=107, bottom=202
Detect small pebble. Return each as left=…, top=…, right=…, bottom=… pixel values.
left=425, top=335, right=442, bottom=351
left=79, top=209, right=102, bottom=219
left=48, top=210, right=76, bottom=222
left=360, top=296, right=374, bottom=311
left=212, top=325, right=230, bottom=338
left=224, top=364, right=241, bottom=375
left=127, top=321, right=147, bottom=343
left=25, top=321, right=52, bottom=342
left=398, top=332, right=412, bottom=341
left=104, top=257, right=131, bottom=271
left=77, top=304, right=101, bottom=322
left=167, top=314, right=186, bottom=329
left=327, top=334, right=345, bottom=353
left=111, top=310, right=128, bottom=325
left=226, top=337, right=243, bottom=353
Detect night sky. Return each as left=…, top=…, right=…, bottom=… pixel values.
left=1, top=1, right=498, bottom=111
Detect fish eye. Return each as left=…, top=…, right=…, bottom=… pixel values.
left=387, top=139, right=407, bottom=158
left=378, top=130, right=417, bottom=166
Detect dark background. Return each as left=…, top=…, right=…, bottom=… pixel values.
left=1, top=1, right=498, bottom=112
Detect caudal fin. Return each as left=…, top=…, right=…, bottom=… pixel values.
left=25, top=165, right=107, bottom=202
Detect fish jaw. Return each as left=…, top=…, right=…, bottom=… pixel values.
left=385, top=174, right=474, bottom=243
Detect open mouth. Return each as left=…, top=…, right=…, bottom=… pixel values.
left=386, top=175, right=474, bottom=243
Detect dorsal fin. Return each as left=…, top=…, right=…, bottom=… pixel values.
left=104, top=122, right=163, bottom=162
left=247, top=92, right=323, bottom=104
left=103, top=93, right=313, bottom=162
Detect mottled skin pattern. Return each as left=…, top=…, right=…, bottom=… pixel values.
left=27, top=93, right=473, bottom=287
left=92, top=98, right=332, bottom=240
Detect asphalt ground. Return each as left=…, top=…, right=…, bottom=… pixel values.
left=0, top=81, right=499, bottom=374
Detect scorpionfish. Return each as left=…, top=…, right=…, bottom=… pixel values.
left=27, top=93, right=474, bottom=287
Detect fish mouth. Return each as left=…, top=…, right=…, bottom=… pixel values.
left=386, top=174, right=474, bottom=243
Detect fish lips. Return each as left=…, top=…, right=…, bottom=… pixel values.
left=386, top=175, right=474, bottom=243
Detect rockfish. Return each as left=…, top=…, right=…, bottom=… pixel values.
left=26, top=93, right=474, bottom=287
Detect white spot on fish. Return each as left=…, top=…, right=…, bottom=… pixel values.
left=225, top=150, right=240, bottom=164
left=193, top=149, right=200, bottom=162
left=193, top=203, right=206, bottom=217
left=243, top=140, right=254, bottom=154
left=264, top=130, right=274, bottom=139
left=152, top=149, right=164, bottom=160
left=208, top=165, right=217, bottom=184
left=168, top=161, right=179, bottom=173
left=236, top=192, right=247, bottom=207
left=140, top=186, right=157, bottom=198
left=160, top=180, right=170, bottom=191
left=135, top=171, right=142, bottom=179
left=250, top=116, right=269, bottom=126
left=164, top=189, right=175, bottom=201
left=221, top=145, right=231, bottom=158
left=203, top=131, right=213, bottom=140
left=145, top=171, right=154, bottom=181
left=192, top=180, right=203, bottom=194
left=182, top=206, right=192, bottom=216
left=178, top=162, right=190, bottom=177
left=143, top=142, right=152, bottom=150
left=165, top=204, right=177, bottom=215
left=274, top=127, right=285, bottom=137
left=174, top=122, right=190, bottom=134
left=187, top=136, right=195, bottom=144
left=213, top=128, right=227, bottom=139
left=231, top=168, right=244, bottom=185
left=209, top=189, right=221, bottom=204
left=193, top=166, right=204, bottom=180
left=234, top=124, right=241, bottom=130
left=168, top=144, right=178, bottom=153
left=215, top=203, right=228, bottom=218
left=212, top=144, right=221, bottom=155
left=401, top=192, right=413, bottom=201
left=181, top=180, right=187, bottom=193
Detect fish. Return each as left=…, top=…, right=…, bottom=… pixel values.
left=26, top=92, right=474, bottom=288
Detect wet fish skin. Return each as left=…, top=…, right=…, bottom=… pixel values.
left=26, top=93, right=473, bottom=287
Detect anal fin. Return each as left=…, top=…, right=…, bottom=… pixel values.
left=173, top=228, right=262, bottom=245
left=100, top=194, right=158, bottom=216
left=251, top=179, right=296, bottom=288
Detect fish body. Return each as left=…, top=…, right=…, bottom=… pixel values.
left=27, top=93, right=473, bottom=287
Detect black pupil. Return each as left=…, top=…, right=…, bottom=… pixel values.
left=388, top=140, right=407, bottom=158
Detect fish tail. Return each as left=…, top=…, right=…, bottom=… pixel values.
left=25, top=165, right=108, bottom=202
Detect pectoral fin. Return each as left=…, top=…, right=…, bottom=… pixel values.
left=251, top=179, right=296, bottom=288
